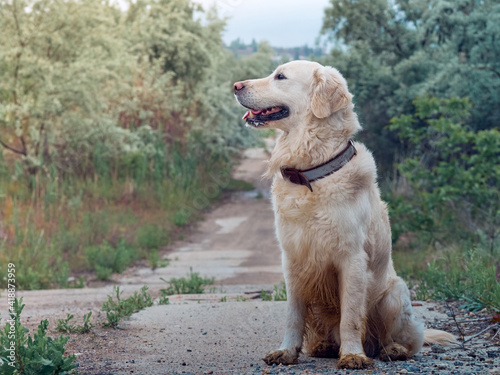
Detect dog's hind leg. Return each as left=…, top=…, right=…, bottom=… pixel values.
left=376, top=277, right=424, bottom=361
left=305, top=308, right=341, bottom=358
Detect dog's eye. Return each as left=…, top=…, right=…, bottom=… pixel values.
left=275, top=73, right=287, bottom=80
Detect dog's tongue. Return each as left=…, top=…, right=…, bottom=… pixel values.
left=242, top=109, right=264, bottom=120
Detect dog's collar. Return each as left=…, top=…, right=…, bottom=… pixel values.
left=280, top=140, right=357, bottom=192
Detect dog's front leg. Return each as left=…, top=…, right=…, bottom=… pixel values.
left=263, top=279, right=305, bottom=365
left=337, top=254, right=373, bottom=370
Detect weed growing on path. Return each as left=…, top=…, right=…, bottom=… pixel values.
left=101, top=286, right=154, bottom=328
left=261, top=282, right=287, bottom=301
left=160, top=268, right=215, bottom=297
left=0, top=298, right=77, bottom=374
left=56, top=312, right=94, bottom=334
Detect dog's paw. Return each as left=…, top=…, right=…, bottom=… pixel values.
left=263, top=349, right=298, bottom=365
left=309, top=341, right=340, bottom=358
left=380, top=342, right=409, bottom=361
left=337, top=353, right=373, bottom=369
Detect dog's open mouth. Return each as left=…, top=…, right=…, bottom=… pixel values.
left=242, top=106, right=289, bottom=127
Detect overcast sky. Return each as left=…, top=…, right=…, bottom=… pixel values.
left=116, top=0, right=331, bottom=48
left=195, top=0, right=331, bottom=47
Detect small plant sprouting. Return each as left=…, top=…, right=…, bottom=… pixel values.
left=101, top=286, right=154, bottom=328
left=56, top=312, right=94, bottom=334
left=261, top=282, right=287, bottom=301
left=158, top=295, right=170, bottom=305
left=160, top=268, right=215, bottom=297
left=273, top=282, right=287, bottom=301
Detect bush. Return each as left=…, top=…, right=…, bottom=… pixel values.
left=0, top=298, right=77, bottom=374
left=388, top=96, right=500, bottom=311
left=388, top=96, right=500, bottom=247
left=85, top=239, right=137, bottom=280
left=136, top=224, right=169, bottom=250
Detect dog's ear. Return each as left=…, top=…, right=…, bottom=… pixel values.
left=311, top=66, right=352, bottom=119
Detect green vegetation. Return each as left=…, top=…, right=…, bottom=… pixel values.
left=0, top=0, right=274, bottom=289
left=320, top=1, right=499, bottom=311
left=56, top=312, right=94, bottom=334
left=261, top=282, right=287, bottom=302
left=101, top=286, right=154, bottom=328
left=388, top=96, right=499, bottom=247
left=0, top=298, right=77, bottom=374
left=320, top=0, right=500, bottom=174
left=160, top=268, right=215, bottom=297
left=225, top=178, right=255, bottom=192
left=0, top=0, right=497, bottom=315
left=85, top=239, right=137, bottom=281
left=388, top=96, right=499, bottom=311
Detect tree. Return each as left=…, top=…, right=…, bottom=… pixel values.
left=0, top=0, right=271, bottom=179
left=0, top=0, right=127, bottom=173
left=320, top=0, right=500, bottom=175
left=388, top=96, right=500, bottom=249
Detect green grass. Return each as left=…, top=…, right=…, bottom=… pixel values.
left=394, top=239, right=500, bottom=312
left=0, top=144, right=233, bottom=289
left=224, top=178, right=254, bottom=192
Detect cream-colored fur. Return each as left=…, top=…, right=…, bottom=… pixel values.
left=234, top=60, right=455, bottom=369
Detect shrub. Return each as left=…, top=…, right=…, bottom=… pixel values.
left=388, top=96, right=500, bottom=246
left=136, top=224, right=169, bottom=250
left=0, top=298, right=77, bottom=374
left=85, top=239, right=137, bottom=280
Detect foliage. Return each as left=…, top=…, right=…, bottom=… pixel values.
left=0, top=0, right=275, bottom=289
left=388, top=96, right=500, bottom=247
left=0, top=216, right=69, bottom=289
left=0, top=298, right=76, bottom=374
left=320, top=0, right=500, bottom=174
left=85, top=239, right=137, bottom=281
left=160, top=268, right=215, bottom=296
left=136, top=224, right=169, bottom=250
left=397, top=240, right=500, bottom=312
left=388, top=96, right=499, bottom=311
left=56, top=312, right=94, bottom=334
left=101, top=286, right=154, bottom=328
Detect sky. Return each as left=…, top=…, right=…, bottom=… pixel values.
left=116, top=0, right=331, bottom=48
left=195, top=0, right=331, bottom=48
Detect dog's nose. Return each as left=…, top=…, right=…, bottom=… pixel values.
left=234, top=81, right=245, bottom=92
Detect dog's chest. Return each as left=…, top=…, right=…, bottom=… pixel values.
left=271, top=180, right=349, bottom=261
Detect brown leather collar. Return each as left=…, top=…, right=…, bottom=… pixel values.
left=280, top=140, right=357, bottom=192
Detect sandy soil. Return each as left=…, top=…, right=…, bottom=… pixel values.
left=1, top=142, right=499, bottom=375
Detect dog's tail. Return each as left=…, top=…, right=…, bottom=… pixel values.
left=423, top=329, right=457, bottom=346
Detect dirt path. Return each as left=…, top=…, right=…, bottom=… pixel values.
left=2, top=143, right=499, bottom=374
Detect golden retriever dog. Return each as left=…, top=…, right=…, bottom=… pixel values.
left=233, top=60, right=455, bottom=369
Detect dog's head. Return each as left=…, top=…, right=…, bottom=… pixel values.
left=234, top=60, right=353, bottom=130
